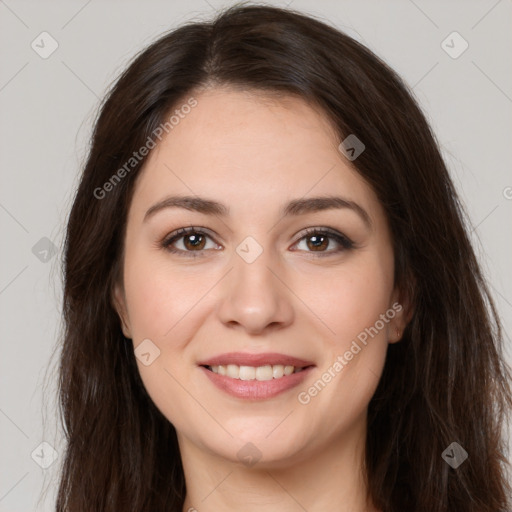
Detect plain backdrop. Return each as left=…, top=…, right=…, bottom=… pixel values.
left=1, top=1, right=511, bottom=510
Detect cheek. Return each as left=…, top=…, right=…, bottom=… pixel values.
left=122, top=251, right=204, bottom=430
left=123, top=248, right=201, bottom=341
left=303, top=251, right=394, bottom=417
left=295, top=252, right=394, bottom=347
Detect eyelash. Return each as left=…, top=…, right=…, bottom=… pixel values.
left=160, top=226, right=355, bottom=258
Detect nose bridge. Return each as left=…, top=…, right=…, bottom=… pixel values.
left=234, top=235, right=275, bottom=292
left=216, top=234, right=294, bottom=333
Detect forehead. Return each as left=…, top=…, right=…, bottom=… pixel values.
left=130, top=87, right=382, bottom=225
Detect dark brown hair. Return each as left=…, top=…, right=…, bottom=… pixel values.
left=55, top=3, right=512, bottom=511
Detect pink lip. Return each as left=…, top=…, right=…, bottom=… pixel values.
left=200, top=365, right=314, bottom=400
left=198, top=352, right=314, bottom=368
left=197, top=352, right=315, bottom=400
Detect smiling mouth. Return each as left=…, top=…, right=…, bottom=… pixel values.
left=202, top=364, right=311, bottom=381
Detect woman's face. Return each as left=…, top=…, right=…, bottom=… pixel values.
left=114, top=86, right=406, bottom=467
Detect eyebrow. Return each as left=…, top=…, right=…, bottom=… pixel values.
left=144, top=194, right=372, bottom=228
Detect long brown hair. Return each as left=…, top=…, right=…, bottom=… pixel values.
left=55, top=3, right=512, bottom=511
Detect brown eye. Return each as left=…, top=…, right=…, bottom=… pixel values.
left=161, top=226, right=354, bottom=258
left=162, top=227, right=219, bottom=257
left=305, top=234, right=329, bottom=252
left=293, top=228, right=354, bottom=256
left=181, top=233, right=206, bottom=251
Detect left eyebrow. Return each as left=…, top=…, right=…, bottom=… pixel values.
left=143, top=194, right=372, bottom=229
left=282, top=196, right=372, bottom=229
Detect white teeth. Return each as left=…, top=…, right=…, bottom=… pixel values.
left=255, top=365, right=273, bottom=381
left=209, top=363, right=305, bottom=380
left=272, top=365, right=284, bottom=379
left=239, top=366, right=256, bottom=380
left=226, top=364, right=239, bottom=379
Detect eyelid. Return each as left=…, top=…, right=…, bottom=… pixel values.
left=291, top=226, right=355, bottom=255
left=159, top=226, right=219, bottom=253
left=292, top=226, right=351, bottom=244
left=161, top=225, right=355, bottom=257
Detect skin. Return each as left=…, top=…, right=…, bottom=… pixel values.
left=113, top=86, right=410, bottom=512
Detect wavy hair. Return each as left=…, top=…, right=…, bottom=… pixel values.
left=56, top=3, right=512, bottom=511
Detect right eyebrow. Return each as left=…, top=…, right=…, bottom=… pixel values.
left=144, top=195, right=228, bottom=221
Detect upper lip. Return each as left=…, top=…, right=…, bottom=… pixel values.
left=198, top=352, right=315, bottom=368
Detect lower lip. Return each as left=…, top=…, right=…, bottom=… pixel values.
left=200, top=366, right=314, bottom=400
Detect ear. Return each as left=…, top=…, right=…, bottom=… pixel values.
left=112, top=283, right=132, bottom=339
left=388, top=282, right=414, bottom=344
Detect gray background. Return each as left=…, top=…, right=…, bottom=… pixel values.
left=1, top=0, right=511, bottom=510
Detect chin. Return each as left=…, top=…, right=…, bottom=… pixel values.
left=202, top=428, right=312, bottom=469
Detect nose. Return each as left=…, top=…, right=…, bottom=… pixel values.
left=216, top=243, right=295, bottom=336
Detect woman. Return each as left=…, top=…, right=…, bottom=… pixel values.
left=56, top=4, right=512, bottom=511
